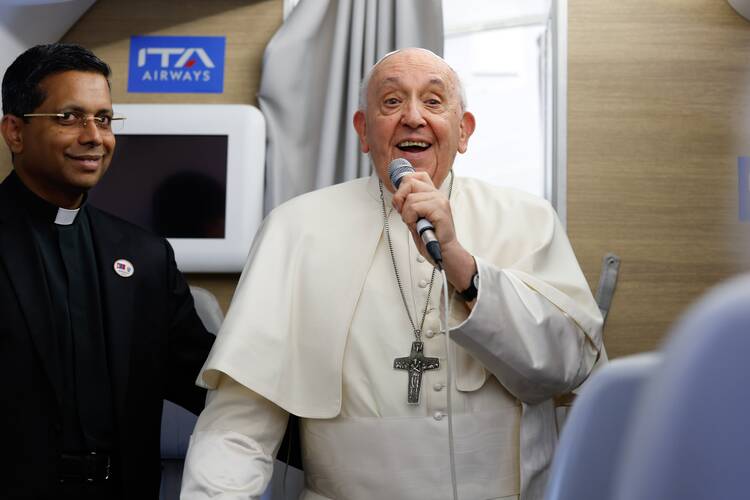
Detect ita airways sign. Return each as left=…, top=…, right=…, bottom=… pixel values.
left=128, top=35, right=226, bottom=93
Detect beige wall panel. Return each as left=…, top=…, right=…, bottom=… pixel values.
left=0, top=140, right=9, bottom=178
left=62, top=0, right=281, bottom=105
left=569, top=0, right=750, bottom=357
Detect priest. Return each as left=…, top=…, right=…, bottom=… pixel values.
left=0, top=43, right=214, bottom=499
left=181, top=48, right=604, bottom=500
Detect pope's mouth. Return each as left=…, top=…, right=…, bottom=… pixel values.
left=396, top=140, right=431, bottom=153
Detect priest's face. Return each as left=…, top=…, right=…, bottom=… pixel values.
left=353, top=48, right=475, bottom=191
left=4, top=70, right=115, bottom=208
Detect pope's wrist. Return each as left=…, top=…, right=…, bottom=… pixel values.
left=439, top=242, right=476, bottom=292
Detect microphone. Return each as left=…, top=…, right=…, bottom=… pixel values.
left=388, top=158, right=443, bottom=269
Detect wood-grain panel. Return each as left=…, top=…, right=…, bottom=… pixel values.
left=568, top=0, right=750, bottom=357
left=62, top=0, right=281, bottom=105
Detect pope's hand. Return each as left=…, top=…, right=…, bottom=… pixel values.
left=391, top=172, right=477, bottom=297
left=391, top=171, right=456, bottom=259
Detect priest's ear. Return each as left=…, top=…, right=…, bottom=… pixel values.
left=1, top=114, right=25, bottom=156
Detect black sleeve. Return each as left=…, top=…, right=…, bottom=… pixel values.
left=162, top=241, right=215, bottom=415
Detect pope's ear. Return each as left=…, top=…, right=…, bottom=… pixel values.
left=353, top=110, right=370, bottom=153
left=1, top=115, right=24, bottom=155
left=457, top=111, right=476, bottom=154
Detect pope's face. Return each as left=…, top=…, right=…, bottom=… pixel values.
left=353, top=49, right=475, bottom=191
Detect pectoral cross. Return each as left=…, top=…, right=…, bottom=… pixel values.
left=394, top=341, right=440, bottom=405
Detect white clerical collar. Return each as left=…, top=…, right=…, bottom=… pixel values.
left=54, top=207, right=80, bottom=226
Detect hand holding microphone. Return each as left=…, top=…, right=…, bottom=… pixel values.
left=388, top=158, right=446, bottom=269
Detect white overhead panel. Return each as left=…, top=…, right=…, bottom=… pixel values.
left=0, top=0, right=96, bottom=86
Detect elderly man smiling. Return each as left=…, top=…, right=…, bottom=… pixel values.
left=181, top=48, right=603, bottom=500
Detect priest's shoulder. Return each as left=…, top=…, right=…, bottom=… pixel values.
left=87, top=205, right=170, bottom=249
left=265, top=177, right=371, bottom=227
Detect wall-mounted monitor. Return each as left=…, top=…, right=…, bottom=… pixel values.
left=88, top=104, right=265, bottom=272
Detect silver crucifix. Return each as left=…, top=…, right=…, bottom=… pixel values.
left=394, top=341, right=440, bottom=404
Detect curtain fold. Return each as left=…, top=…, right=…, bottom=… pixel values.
left=258, top=0, right=444, bottom=213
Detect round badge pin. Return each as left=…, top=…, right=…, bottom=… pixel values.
left=113, top=258, right=135, bottom=278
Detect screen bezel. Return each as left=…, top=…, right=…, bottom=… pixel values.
left=110, top=103, right=265, bottom=272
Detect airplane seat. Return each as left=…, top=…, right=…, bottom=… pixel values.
left=544, top=352, right=661, bottom=500
left=613, top=273, right=750, bottom=500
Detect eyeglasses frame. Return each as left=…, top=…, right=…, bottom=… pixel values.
left=22, top=112, right=126, bottom=133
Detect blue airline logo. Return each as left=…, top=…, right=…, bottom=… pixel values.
left=128, top=36, right=225, bottom=93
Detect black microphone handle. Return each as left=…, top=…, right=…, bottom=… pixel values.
left=417, top=220, right=443, bottom=269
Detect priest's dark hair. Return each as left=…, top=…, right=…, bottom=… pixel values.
left=1, top=43, right=111, bottom=118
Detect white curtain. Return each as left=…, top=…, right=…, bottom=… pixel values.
left=258, top=0, right=444, bottom=213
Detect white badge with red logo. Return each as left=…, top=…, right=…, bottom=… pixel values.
left=113, top=259, right=135, bottom=278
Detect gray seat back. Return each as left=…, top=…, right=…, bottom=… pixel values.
left=545, top=352, right=660, bottom=500
left=614, top=274, right=750, bottom=500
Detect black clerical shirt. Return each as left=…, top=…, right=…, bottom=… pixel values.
left=8, top=172, right=116, bottom=453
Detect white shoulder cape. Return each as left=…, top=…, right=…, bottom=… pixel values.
left=197, top=174, right=602, bottom=419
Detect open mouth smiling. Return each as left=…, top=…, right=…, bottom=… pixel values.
left=396, top=140, right=431, bottom=153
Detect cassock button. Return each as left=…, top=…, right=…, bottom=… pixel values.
left=434, top=411, right=445, bottom=421
left=433, top=383, right=444, bottom=392
left=425, top=329, right=434, bottom=338
left=419, top=279, right=428, bottom=288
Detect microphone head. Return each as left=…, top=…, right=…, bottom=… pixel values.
left=388, top=158, right=415, bottom=189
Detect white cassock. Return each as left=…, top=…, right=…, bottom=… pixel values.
left=181, top=174, right=604, bottom=500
